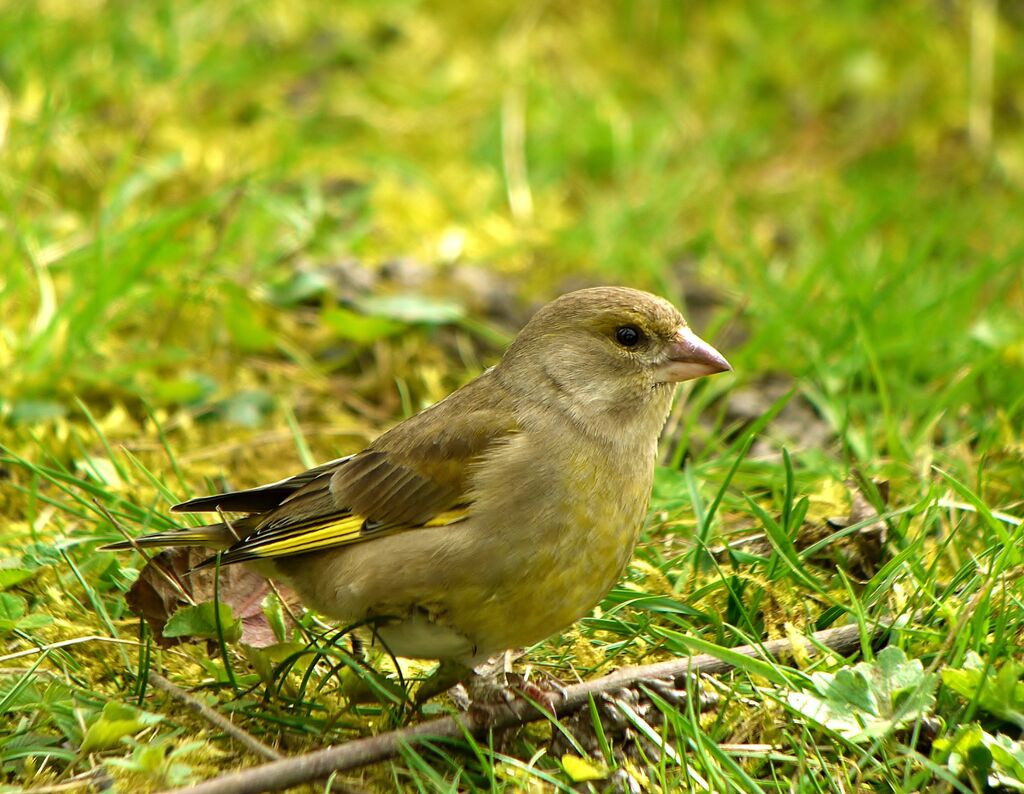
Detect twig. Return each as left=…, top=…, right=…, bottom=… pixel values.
left=169, top=621, right=887, bottom=794
left=148, top=672, right=283, bottom=761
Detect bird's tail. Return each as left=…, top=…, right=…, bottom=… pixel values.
left=99, top=523, right=239, bottom=552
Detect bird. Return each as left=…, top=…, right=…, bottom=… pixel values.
left=103, top=286, right=730, bottom=697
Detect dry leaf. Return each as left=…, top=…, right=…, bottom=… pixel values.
left=126, top=548, right=300, bottom=649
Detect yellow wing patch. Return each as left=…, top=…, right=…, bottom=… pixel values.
left=197, top=507, right=471, bottom=569
left=422, top=508, right=469, bottom=528
left=244, top=515, right=366, bottom=557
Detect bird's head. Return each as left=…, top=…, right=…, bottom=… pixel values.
left=499, top=286, right=731, bottom=440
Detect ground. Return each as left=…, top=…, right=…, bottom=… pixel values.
left=1, top=1, right=1023, bottom=792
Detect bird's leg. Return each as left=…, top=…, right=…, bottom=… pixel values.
left=459, top=651, right=515, bottom=706
left=414, top=658, right=475, bottom=705
left=416, top=653, right=568, bottom=712
left=414, top=653, right=516, bottom=709
left=349, top=633, right=366, bottom=661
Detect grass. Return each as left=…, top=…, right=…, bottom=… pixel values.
left=2, top=0, right=1024, bottom=791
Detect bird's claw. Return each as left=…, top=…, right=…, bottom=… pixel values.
left=461, top=668, right=566, bottom=719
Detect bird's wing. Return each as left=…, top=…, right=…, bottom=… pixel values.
left=186, top=373, right=518, bottom=568
left=171, top=455, right=355, bottom=514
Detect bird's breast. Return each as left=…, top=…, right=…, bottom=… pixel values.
left=458, top=430, right=655, bottom=653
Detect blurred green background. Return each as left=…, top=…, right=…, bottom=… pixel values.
left=1, top=1, right=1023, bottom=790
left=2, top=0, right=1021, bottom=442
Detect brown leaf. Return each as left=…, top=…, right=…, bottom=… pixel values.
left=126, top=548, right=300, bottom=649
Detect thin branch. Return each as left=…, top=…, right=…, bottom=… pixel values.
left=148, top=672, right=283, bottom=761
left=169, top=621, right=887, bottom=794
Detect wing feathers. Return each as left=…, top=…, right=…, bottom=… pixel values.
left=333, top=452, right=458, bottom=526
left=121, top=370, right=519, bottom=569
left=172, top=455, right=353, bottom=514
left=194, top=506, right=471, bottom=569
left=99, top=522, right=242, bottom=551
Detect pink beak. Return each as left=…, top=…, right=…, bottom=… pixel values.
left=656, top=326, right=732, bottom=383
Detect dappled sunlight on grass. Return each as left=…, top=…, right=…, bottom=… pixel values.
left=1, top=0, right=1023, bottom=791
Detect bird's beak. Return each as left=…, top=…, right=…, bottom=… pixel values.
left=656, top=326, right=732, bottom=383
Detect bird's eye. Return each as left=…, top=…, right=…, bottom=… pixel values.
left=615, top=325, right=643, bottom=348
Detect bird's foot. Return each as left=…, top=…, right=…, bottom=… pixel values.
left=414, top=654, right=568, bottom=716
left=462, top=664, right=567, bottom=718
left=508, top=669, right=568, bottom=710
left=414, top=658, right=474, bottom=706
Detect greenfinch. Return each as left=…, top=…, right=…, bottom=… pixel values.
left=104, top=287, right=730, bottom=682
